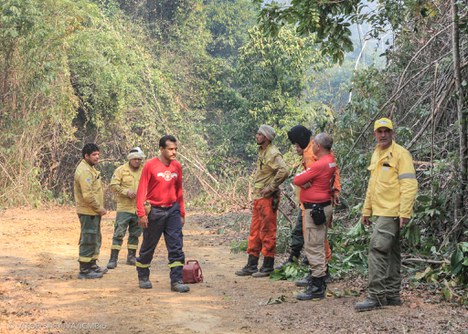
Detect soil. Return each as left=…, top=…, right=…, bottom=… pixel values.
left=0, top=208, right=466, bottom=334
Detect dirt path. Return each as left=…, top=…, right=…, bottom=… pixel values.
left=0, top=208, right=466, bottom=334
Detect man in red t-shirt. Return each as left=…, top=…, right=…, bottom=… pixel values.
left=293, top=133, right=336, bottom=300
left=135, top=135, right=189, bottom=293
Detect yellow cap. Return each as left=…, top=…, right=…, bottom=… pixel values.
left=374, top=118, right=393, bottom=131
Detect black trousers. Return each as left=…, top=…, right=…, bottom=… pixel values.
left=290, top=209, right=304, bottom=257
left=136, top=203, right=185, bottom=283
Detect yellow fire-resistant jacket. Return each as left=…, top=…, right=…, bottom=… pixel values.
left=110, top=162, right=143, bottom=214
left=362, top=141, right=418, bottom=219
left=252, top=143, right=289, bottom=200
left=74, top=159, right=104, bottom=215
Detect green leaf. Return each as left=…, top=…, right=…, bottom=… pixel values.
left=414, top=266, right=432, bottom=281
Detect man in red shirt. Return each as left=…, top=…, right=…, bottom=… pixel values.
left=278, top=125, right=341, bottom=285
left=293, top=133, right=336, bottom=300
left=135, top=135, right=189, bottom=293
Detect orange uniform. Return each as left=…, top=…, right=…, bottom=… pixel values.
left=248, top=143, right=289, bottom=258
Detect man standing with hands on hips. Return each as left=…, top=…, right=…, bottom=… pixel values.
left=135, top=135, right=189, bottom=293
left=355, top=118, right=418, bottom=311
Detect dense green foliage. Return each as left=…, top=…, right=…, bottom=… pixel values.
left=254, top=0, right=359, bottom=63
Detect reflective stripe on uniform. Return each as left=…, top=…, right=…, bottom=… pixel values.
left=168, top=261, right=184, bottom=268
left=399, top=173, right=416, bottom=179
left=128, top=244, right=138, bottom=250
left=79, top=256, right=93, bottom=263
left=136, top=262, right=151, bottom=268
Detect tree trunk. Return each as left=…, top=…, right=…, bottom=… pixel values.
left=451, top=0, right=467, bottom=241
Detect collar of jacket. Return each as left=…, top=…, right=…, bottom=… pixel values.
left=375, top=140, right=396, bottom=162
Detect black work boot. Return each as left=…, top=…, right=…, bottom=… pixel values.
left=107, top=249, right=119, bottom=269
left=354, top=297, right=387, bottom=312
left=77, top=262, right=104, bottom=279
left=296, top=276, right=326, bottom=300
left=138, top=276, right=152, bottom=289
left=171, top=280, right=190, bottom=293
left=90, top=259, right=108, bottom=274
left=126, top=249, right=137, bottom=266
left=235, top=254, right=259, bottom=276
left=324, top=264, right=333, bottom=283
left=295, top=270, right=312, bottom=287
left=252, top=257, right=275, bottom=278
left=386, top=296, right=402, bottom=306
left=137, top=267, right=152, bottom=289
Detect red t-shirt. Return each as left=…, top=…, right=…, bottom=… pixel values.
left=293, top=154, right=336, bottom=204
left=136, top=157, right=185, bottom=217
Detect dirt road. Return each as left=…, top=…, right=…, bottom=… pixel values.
left=0, top=208, right=466, bottom=333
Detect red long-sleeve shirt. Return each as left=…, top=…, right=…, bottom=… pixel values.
left=136, top=157, right=185, bottom=217
left=293, top=154, right=336, bottom=204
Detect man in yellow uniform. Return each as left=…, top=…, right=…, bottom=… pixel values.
left=355, top=118, right=418, bottom=311
left=74, top=143, right=108, bottom=279
left=107, top=147, right=145, bottom=269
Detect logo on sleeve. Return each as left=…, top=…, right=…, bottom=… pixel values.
left=157, top=171, right=178, bottom=181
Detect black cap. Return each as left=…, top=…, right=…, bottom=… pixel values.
left=287, top=125, right=311, bottom=149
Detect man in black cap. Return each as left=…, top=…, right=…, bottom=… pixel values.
left=276, top=126, right=341, bottom=285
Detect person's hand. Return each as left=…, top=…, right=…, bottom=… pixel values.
left=181, top=217, right=185, bottom=226
left=400, top=217, right=410, bottom=228
left=138, top=215, right=149, bottom=228
left=332, top=194, right=340, bottom=206
left=301, top=182, right=311, bottom=189
left=260, top=186, right=272, bottom=197
left=127, top=190, right=136, bottom=199
left=362, top=216, right=371, bottom=226
left=98, top=208, right=107, bottom=216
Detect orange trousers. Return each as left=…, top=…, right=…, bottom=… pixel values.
left=247, top=197, right=277, bottom=258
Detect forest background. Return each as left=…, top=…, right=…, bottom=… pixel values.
left=0, top=0, right=466, bottom=304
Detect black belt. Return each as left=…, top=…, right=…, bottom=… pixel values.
left=152, top=205, right=172, bottom=210
left=303, top=201, right=331, bottom=209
